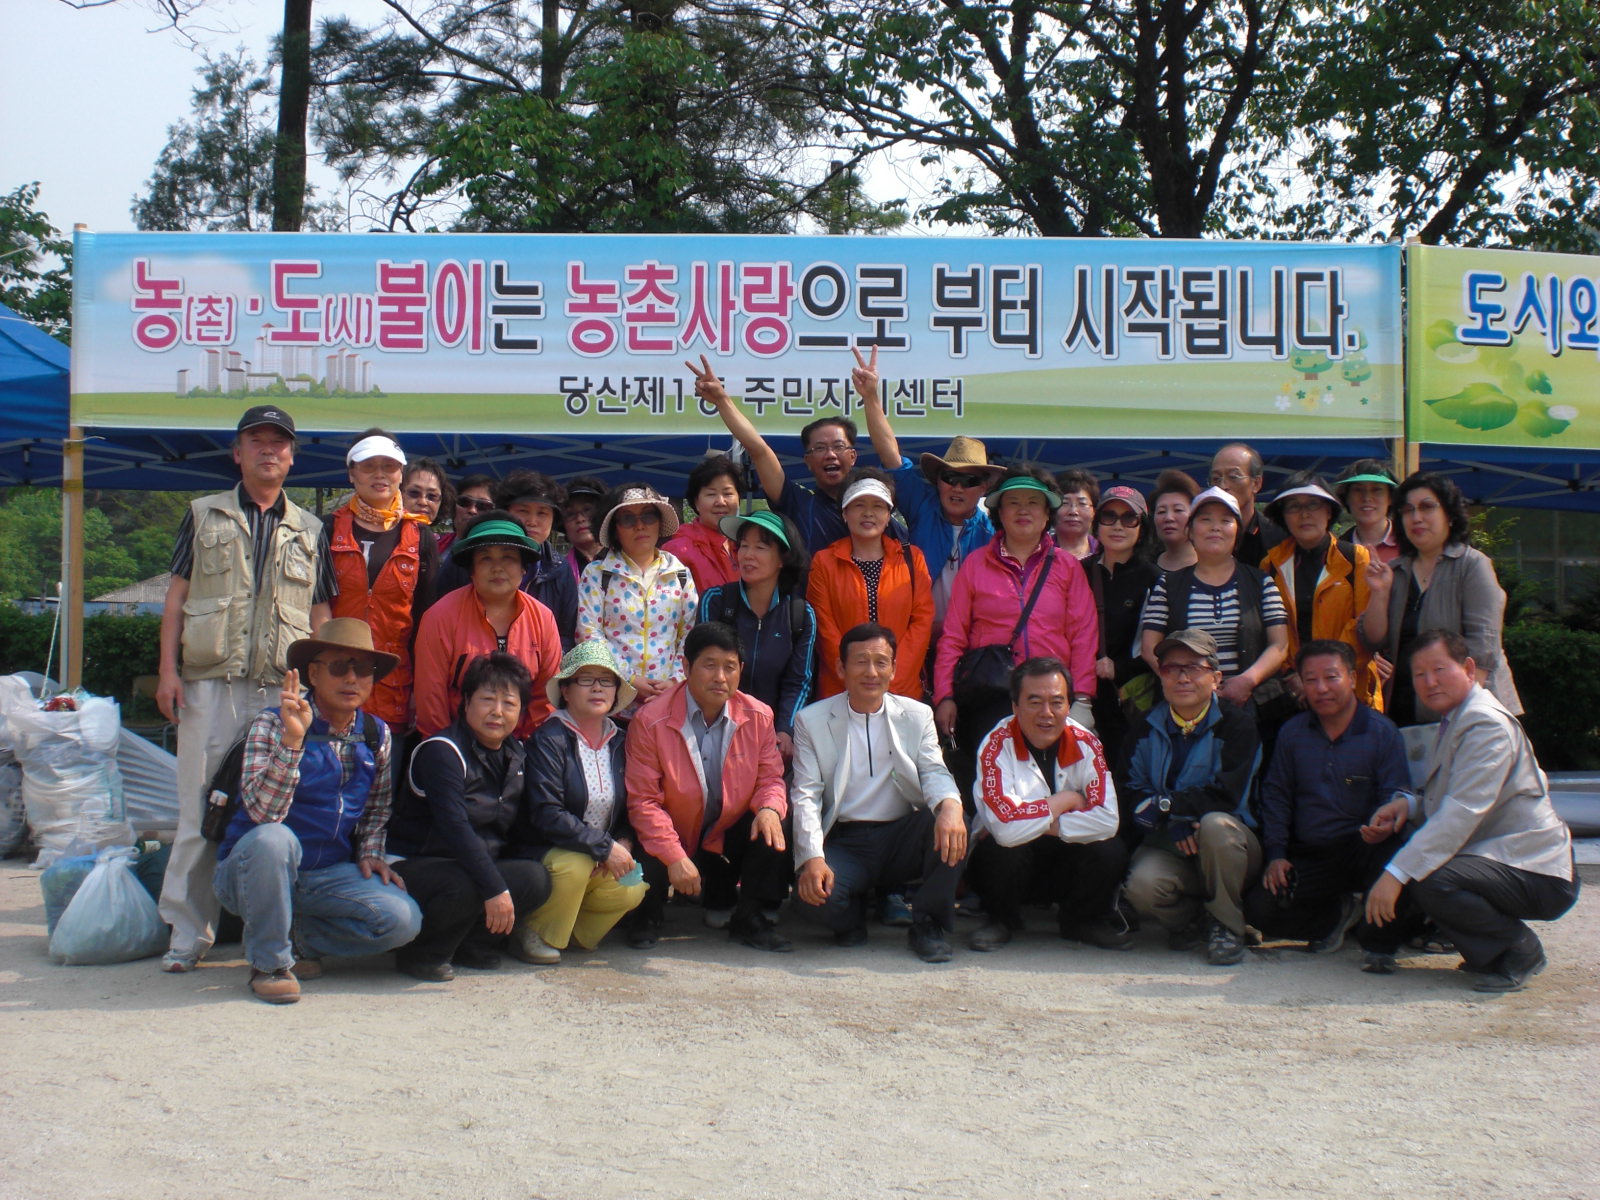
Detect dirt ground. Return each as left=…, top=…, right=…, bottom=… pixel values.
left=1, top=860, right=1595, bottom=1200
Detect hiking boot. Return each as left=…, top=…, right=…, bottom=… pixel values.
left=908, top=916, right=954, bottom=963
left=395, top=956, right=454, bottom=983
left=248, top=967, right=301, bottom=1004
left=1167, top=917, right=1209, bottom=953
left=1206, top=919, right=1245, bottom=966
left=1472, top=944, right=1547, bottom=994
left=1062, top=916, right=1134, bottom=951
left=1360, top=950, right=1399, bottom=975
left=1307, top=894, right=1362, bottom=955
left=969, top=921, right=1012, bottom=952
left=291, top=957, right=323, bottom=981
left=880, top=893, right=914, bottom=927
left=731, top=916, right=793, bottom=953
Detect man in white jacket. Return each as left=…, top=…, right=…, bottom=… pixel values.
left=967, top=656, right=1129, bottom=951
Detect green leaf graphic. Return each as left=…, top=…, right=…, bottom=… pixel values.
left=1426, top=383, right=1517, bottom=430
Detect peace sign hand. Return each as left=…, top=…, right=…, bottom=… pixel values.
left=279, top=668, right=312, bottom=749
left=850, top=344, right=880, bottom=405
left=684, top=355, right=729, bottom=407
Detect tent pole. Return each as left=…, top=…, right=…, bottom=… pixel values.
left=61, top=425, right=84, bottom=690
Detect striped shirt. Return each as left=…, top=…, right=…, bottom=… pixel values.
left=169, top=484, right=337, bottom=604
left=1140, top=572, right=1287, bottom=676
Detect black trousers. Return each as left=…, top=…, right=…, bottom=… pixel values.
left=795, top=808, right=963, bottom=934
left=950, top=690, right=1013, bottom=815
left=630, top=810, right=792, bottom=928
left=1242, top=833, right=1413, bottom=954
left=1409, top=854, right=1579, bottom=971
left=391, top=855, right=552, bottom=963
left=968, top=834, right=1128, bottom=932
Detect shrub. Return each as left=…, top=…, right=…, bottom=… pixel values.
left=0, top=608, right=161, bottom=716
left=1504, top=622, right=1600, bottom=770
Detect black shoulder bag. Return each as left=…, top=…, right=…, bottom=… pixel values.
left=952, top=547, right=1055, bottom=704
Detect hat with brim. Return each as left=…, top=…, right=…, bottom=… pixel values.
left=449, top=514, right=542, bottom=566
left=1186, top=485, right=1242, bottom=524
left=720, top=508, right=791, bottom=549
left=1098, top=484, right=1148, bottom=518
left=1266, top=481, right=1342, bottom=526
left=919, top=436, right=1006, bottom=487
left=1333, top=471, right=1398, bottom=504
left=985, top=474, right=1062, bottom=517
left=598, top=486, right=680, bottom=549
left=1153, top=628, right=1221, bottom=669
left=546, top=638, right=637, bottom=712
left=347, top=435, right=406, bottom=467
left=286, top=617, right=399, bottom=681
left=237, top=404, right=296, bottom=439
left=841, top=477, right=895, bottom=511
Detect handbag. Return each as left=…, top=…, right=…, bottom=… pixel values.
left=953, top=547, right=1055, bottom=702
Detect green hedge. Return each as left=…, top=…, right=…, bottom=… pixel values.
left=1504, top=622, right=1600, bottom=770
left=0, top=607, right=162, bottom=716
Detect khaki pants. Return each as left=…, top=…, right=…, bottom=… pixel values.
left=158, top=676, right=271, bottom=959
left=1125, top=811, right=1263, bottom=938
left=527, top=848, right=647, bottom=950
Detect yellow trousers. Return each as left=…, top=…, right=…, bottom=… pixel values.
left=527, top=848, right=648, bottom=950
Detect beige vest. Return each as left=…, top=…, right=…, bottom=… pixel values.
left=180, top=489, right=321, bottom=684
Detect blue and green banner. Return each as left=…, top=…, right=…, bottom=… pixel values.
left=72, top=231, right=1402, bottom=440
left=1408, top=244, right=1598, bottom=450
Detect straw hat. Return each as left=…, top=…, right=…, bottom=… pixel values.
left=597, top=485, right=680, bottom=549
left=286, top=617, right=399, bottom=680
left=545, top=639, right=637, bottom=712
left=919, top=436, right=1005, bottom=486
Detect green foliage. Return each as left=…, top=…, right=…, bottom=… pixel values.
left=0, top=489, right=142, bottom=602
left=1470, top=510, right=1546, bottom=625
left=0, top=182, right=72, bottom=340
left=0, top=608, right=160, bottom=709
left=1504, top=622, right=1600, bottom=769
left=0, top=605, right=53, bottom=677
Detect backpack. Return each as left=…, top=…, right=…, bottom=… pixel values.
left=201, top=712, right=381, bottom=842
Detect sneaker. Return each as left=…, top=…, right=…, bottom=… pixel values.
left=969, top=922, right=1013, bottom=952
left=1206, top=919, right=1245, bottom=966
left=1308, top=894, right=1363, bottom=955
left=908, top=916, right=954, bottom=963
left=703, top=907, right=734, bottom=931
left=1167, top=917, right=1209, bottom=953
left=731, top=918, right=793, bottom=954
left=1472, top=944, right=1547, bottom=994
left=1062, top=917, right=1134, bottom=951
left=833, top=925, right=869, bottom=948
left=395, top=957, right=455, bottom=983
left=452, top=944, right=503, bottom=970
left=292, top=957, right=323, bottom=981
left=880, top=893, right=914, bottom=927
left=1360, top=950, right=1399, bottom=975
left=507, top=927, right=561, bottom=965
left=248, top=967, right=301, bottom=1004
left=161, top=949, right=199, bottom=974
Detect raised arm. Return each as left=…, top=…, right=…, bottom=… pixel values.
left=686, top=355, right=788, bottom=502
left=853, top=345, right=904, bottom=470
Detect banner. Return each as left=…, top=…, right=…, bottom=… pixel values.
left=72, top=232, right=1402, bottom=440
left=1408, top=244, right=1599, bottom=450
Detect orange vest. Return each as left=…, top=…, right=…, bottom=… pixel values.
left=1261, top=536, right=1383, bottom=711
left=329, top=508, right=422, bottom=728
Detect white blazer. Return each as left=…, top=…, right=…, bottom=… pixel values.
left=789, top=692, right=959, bottom=866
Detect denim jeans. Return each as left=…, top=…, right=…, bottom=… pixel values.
left=214, top=823, right=422, bottom=972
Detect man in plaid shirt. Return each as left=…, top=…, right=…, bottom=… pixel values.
left=212, top=619, right=422, bottom=1004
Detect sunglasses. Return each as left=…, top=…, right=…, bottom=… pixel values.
left=458, top=497, right=495, bottom=513
left=613, top=509, right=662, bottom=528
left=404, top=487, right=441, bottom=503
left=1096, top=510, right=1141, bottom=528
left=313, top=656, right=377, bottom=678
left=1157, top=661, right=1215, bottom=680
left=939, top=470, right=986, bottom=488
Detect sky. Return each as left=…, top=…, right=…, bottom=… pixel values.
left=1, top=0, right=394, bottom=234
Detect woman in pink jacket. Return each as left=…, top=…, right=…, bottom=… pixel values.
left=659, top=454, right=743, bottom=593
left=934, top=468, right=1100, bottom=800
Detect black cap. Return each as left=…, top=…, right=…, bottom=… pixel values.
left=237, top=404, right=297, bottom=438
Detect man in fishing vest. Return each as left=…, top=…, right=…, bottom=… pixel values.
left=155, top=405, right=338, bottom=973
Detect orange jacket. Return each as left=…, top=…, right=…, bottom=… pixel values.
left=1261, top=536, right=1383, bottom=710
left=328, top=508, right=424, bottom=728
left=412, top=584, right=561, bottom=738
left=807, top=536, right=933, bottom=700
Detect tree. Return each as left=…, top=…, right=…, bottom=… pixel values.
left=1272, top=0, right=1600, bottom=250
left=0, top=183, right=72, bottom=340
left=806, top=0, right=1295, bottom=237
left=0, top=490, right=141, bottom=602
left=273, top=0, right=315, bottom=230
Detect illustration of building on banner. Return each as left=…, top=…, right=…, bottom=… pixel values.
left=174, top=323, right=381, bottom=399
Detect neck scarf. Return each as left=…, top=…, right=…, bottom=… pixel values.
left=1171, top=699, right=1212, bottom=736
left=349, top=491, right=405, bottom=532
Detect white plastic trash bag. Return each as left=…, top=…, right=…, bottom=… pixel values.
left=48, top=846, right=167, bottom=965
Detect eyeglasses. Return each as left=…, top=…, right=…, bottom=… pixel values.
left=564, top=674, right=619, bottom=690
left=939, top=470, right=986, bottom=488
left=404, top=487, right=441, bottom=503
left=313, top=656, right=377, bottom=678
left=613, top=509, right=662, bottom=528
left=1157, top=661, right=1214, bottom=680
left=1058, top=496, right=1095, bottom=510
left=1398, top=500, right=1443, bottom=517
left=806, top=441, right=854, bottom=457
left=1210, top=469, right=1252, bottom=486
left=1282, top=500, right=1330, bottom=516
left=1096, top=510, right=1141, bottom=528
left=457, top=497, right=495, bottom=513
